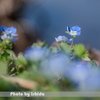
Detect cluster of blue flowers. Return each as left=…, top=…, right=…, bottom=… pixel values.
left=55, top=26, right=81, bottom=43
left=0, top=26, right=18, bottom=42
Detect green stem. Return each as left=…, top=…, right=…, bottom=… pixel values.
left=70, top=37, right=74, bottom=50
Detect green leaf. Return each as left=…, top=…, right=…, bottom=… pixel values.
left=17, top=67, right=24, bottom=73
left=32, top=41, right=47, bottom=48
left=0, top=61, right=8, bottom=75
left=39, top=41, right=46, bottom=47
left=73, top=44, right=85, bottom=57
left=31, top=43, right=40, bottom=47
left=50, top=47, right=58, bottom=53
left=82, top=54, right=91, bottom=61
left=0, top=51, right=10, bottom=60
left=2, top=52, right=10, bottom=58
left=60, top=42, right=70, bottom=54
left=15, top=53, right=27, bottom=66
left=7, top=50, right=16, bottom=60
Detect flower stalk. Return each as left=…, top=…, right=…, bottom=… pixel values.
left=70, top=37, right=74, bottom=50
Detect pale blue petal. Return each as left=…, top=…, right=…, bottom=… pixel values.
left=12, top=33, right=18, bottom=36
left=69, top=38, right=72, bottom=41
left=77, top=32, right=81, bottom=35
left=1, top=34, right=6, bottom=40
left=7, top=27, right=17, bottom=34
left=11, top=38, right=18, bottom=42
left=67, top=38, right=72, bottom=44
left=56, top=36, right=68, bottom=42
left=71, top=26, right=81, bottom=32
left=55, top=38, right=58, bottom=42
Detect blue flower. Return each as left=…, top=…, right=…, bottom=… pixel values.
left=40, top=52, right=70, bottom=78
left=55, top=36, right=72, bottom=43
left=66, top=26, right=81, bottom=36
left=48, top=53, right=69, bottom=74
left=65, top=64, right=91, bottom=83
left=80, top=73, right=100, bottom=91
left=0, top=26, right=18, bottom=42
left=24, top=47, right=49, bottom=61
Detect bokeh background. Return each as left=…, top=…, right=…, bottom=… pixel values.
left=0, top=0, right=100, bottom=53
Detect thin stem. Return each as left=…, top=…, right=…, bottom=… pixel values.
left=70, top=37, right=74, bottom=50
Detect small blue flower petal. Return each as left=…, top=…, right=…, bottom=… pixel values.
left=11, top=38, right=18, bottom=42
left=77, top=32, right=81, bottom=35
left=71, top=26, right=81, bottom=32
left=1, top=26, right=7, bottom=32
left=67, top=26, right=70, bottom=32
left=11, top=33, right=18, bottom=36
left=1, top=34, right=6, bottom=40
left=67, top=38, right=72, bottom=43
left=7, top=27, right=17, bottom=34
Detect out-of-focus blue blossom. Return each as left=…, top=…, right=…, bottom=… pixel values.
left=80, top=73, right=100, bottom=91
left=65, top=64, right=91, bottom=83
left=66, top=26, right=81, bottom=36
left=48, top=53, right=69, bottom=73
left=24, top=47, right=49, bottom=62
left=41, top=53, right=70, bottom=78
left=55, top=36, right=72, bottom=43
left=0, top=26, right=18, bottom=42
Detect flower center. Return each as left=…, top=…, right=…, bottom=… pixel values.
left=71, top=31, right=77, bottom=35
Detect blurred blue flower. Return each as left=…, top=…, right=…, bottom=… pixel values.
left=40, top=52, right=70, bottom=78
left=80, top=73, right=100, bottom=91
left=24, top=47, right=49, bottom=62
left=55, top=36, right=72, bottom=43
left=65, top=64, right=91, bottom=83
left=66, top=26, right=81, bottom=36
left=0, top=26, right=18, bottom=42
